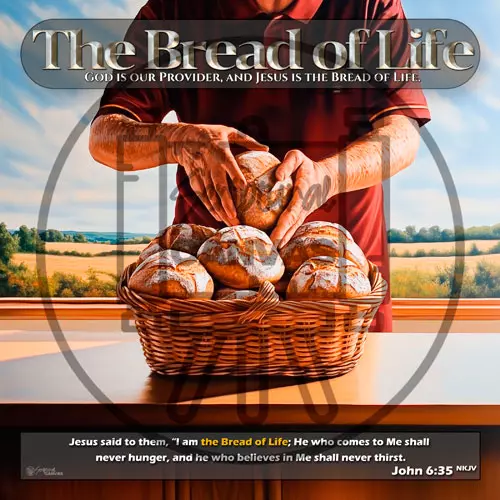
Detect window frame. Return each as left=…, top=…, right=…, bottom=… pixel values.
left=1, top=298, right=499, bottom=321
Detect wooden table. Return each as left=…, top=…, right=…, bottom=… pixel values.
left=1, top=330, right=500, bottom=499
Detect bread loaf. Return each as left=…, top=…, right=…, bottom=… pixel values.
left=129, top=249, right=214, bottom=299
left=158, top=223, right=216, bottom=256
left=286, top=256, right=371, bottom=300
left=279, top=221, right=369, bottom=275
left=294, top=221, right=354, bottom=241
left=214, top=288, right=258, bottom=300
left=230, top=151, right=293, bottom=231
left=137, top=237, right=163, bottom=264
left=344, top=239, right=370, bottom=276
left=197, top=225, right=285, bottom=289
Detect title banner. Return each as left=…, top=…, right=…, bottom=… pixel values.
left=21, top=19, right=480, bottom=89
left=21, top=431, right=480, bottom=480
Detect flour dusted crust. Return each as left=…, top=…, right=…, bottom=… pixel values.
left=137, top=237, right=163, bottom=264
left=292, top=221, right=354, bottom=241
left=279, top=221, right=369, bottom=275
left=197, top=225, right=285, bottom=289
left=286, top=256, right=371, bottom=300
left=157, top=223, right=216, bottom=256
left=344, top=239, right=370, bottom=276
left=214, top=288, right=258, bottom=300
left=129, top=249, right=214, bottom=299
left=230, top=151, right=293, bottom=231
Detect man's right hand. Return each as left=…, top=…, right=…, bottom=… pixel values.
left=169, top=123, right=269, bottom=226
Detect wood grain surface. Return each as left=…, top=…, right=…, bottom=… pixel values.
left=2, top=329, right=500, bottom=499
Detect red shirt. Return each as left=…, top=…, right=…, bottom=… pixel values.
left=95, top=0, right=431, bottom=332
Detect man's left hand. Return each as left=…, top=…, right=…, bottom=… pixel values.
left=270, top=149, right=337, bottom=249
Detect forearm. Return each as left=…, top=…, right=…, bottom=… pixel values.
left=319, top=116, right=421, bottom=197
left=89, top=114, right=184, bottom=171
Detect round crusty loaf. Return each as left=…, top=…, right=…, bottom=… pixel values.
left=293, top=221, right=354, bottom=241
left=157, top=223, right=216, bottom=256
left=279, top=221, right=369, bottom=275
left=137, top=237, right=163, bottom=264
left=286, top=256, right=372, bottom=300
left=214, top=288, right=258, bottom=300
left=230, top=151, right=293, bottom=231
left=197, top=225, right=285, bottom=289
left=129, top=249, right=214, bottom=299
left=344, top=239, right=370, bottom=276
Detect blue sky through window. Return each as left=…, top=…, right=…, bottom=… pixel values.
left=0, top=0, right=498, bottom=233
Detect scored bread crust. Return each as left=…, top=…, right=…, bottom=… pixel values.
left=129, top=249, right=214, bottom=299
left=137, top=237, right=163, bottom=264
left=291, top=221, right=354, bottom=241
left=286, top=256, right=372, bottom=300
left=344, top=239, right=370, bottom=276
left=158, top=223, right=216, bottom=256
left=197, top=225, right=285, bottom=289
left=280, top=221, right=369, bottom=275
left=230, top=151, right=293, bottom=231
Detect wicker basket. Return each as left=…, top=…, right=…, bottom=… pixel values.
left=117, top=260, right=387, bottom=378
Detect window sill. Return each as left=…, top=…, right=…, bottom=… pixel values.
left=0, top=298, right=499, bottom=321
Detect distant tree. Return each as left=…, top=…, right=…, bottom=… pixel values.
left=465, top=225, right=493, bottom=240
left=17, top=227, right=45, bottom=252
left=54, top=230, right=65, bottom=242
left=40, top=229, right=65, bottom=242
left=440, top=228, right=455, bottom=242
left=414, top=227, right=430, bottom=242
left=489, top=242, right=500, bottom=254
left=0, top=223, right=17, bottom=264
left=454, top=225, right=465, bottom=241
left=17, top=225, right=34, bottom=252
left=428, top=225, right=441, bottom=241
left=387, top=229, right=407, bottom=243
left=469, top=243, right=482, bottom=256
left=31, top=228, right=45, bottom=253
left=404, top=225, right=416, bottom=241
left=73, top=233, right=87, bottom=243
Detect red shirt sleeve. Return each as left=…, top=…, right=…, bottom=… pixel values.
left=363, top=0, right=431, bottom=127
left=94, top=0, right=172, bottom=124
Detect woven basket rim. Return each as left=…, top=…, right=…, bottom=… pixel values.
left=117, top=259, right=388, bottom=316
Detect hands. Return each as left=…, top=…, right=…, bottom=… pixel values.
left=270, top=150, right=338, bottom=249
left=169, top=123, right=268, bottom=226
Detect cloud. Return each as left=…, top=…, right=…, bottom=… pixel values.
left=70, top=0, right=146, bottom=19
left=28, top=2, right=62, bottom=20
left=0, top=80, right=179, bottom=232
left=425, top=91, right=466, bottom=133
left=1, top=0, right=498, bottom=233
left=465, top=40, right=500, bottom=111
left=481, top=93, right=500, bottom=111
left=387, top=148, right=500, bottom=228
left=386, top=187, right=500, bottom=229
left=0, top=14, right=26, bottom=50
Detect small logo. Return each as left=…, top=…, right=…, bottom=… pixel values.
left=24, top=466, right=63, bottom=477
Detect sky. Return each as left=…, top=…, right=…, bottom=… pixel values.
left=0, top=0, right=499, bottom=234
